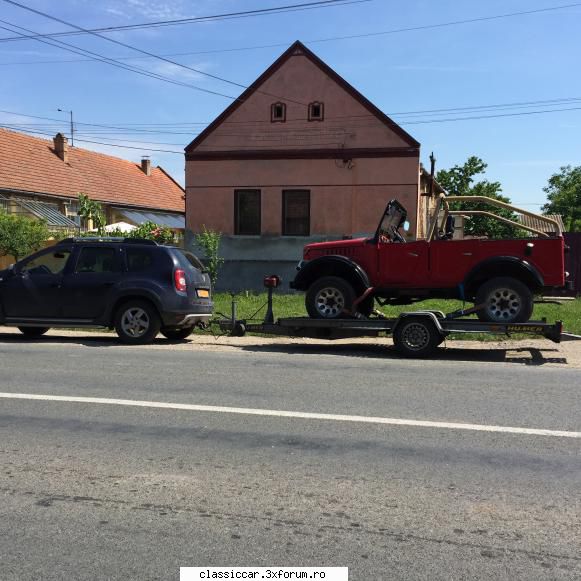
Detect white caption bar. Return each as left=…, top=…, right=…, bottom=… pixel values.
left=180, top=568, right=348, bottom=580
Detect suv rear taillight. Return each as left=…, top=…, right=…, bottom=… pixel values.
left=174, top=269, right=187, bottom=292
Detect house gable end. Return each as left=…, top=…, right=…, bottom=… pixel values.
left=185, top=41, right=419, bottom=155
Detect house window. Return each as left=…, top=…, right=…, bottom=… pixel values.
left=283, top=190, right=310, bottom=236
left=308, top=101, right=324, bottom=121
left=235, top=189, right=261, bottom=235
left=271, top=102, right=286, bottom=122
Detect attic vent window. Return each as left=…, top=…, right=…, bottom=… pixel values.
left=271, top=102, right=286, bottom=123
left=308, top=101, right=324, bottom=121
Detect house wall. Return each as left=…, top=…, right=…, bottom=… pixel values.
left=186, top=156, right=419, bottom=236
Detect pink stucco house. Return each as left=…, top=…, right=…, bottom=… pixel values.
left=185, top=41, right=424, bottom=290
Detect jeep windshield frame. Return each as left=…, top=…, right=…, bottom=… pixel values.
left=374, top=199, right=408, bottom=243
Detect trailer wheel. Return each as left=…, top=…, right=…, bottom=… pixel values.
left=393, top=317, right=442, bottom=358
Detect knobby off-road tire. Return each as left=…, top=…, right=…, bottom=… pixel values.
left=114, top=300, right=161, bottom=345
left=393, top=318, right=442, bottom=359
left=18, top=326, right=50, bottom=338
left=475, top=277, right=534, bottom=323
left=306, top=276, right=356, bottom=319
left=160, top=327, right=194, bottom=341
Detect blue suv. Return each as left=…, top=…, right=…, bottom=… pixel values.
left=0, top=238, right=213, bottom=344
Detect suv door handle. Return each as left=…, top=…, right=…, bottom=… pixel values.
left=462, top=252, right=473, bottom=256
left=408, top=252, right=419, bottom=257
left=102, top=282, right=115, bottom=287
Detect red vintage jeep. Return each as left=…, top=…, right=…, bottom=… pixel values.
left=291, top=196, right=567, bottom=323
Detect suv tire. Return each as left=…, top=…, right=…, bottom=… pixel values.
left=475, top=276, right=534, bottom=323
left=306, top=276, right=356, bottom=319
left=18, top=326, right=50, bottom=338
left=161, top=327, right=194, bottom=341
left=114, top=300, right=161, bottom=344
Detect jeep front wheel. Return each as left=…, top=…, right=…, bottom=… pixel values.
left=306, top=277, right=356, bottom=319
left=475, top=277, right=534, bottom=323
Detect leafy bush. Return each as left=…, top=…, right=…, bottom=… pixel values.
left=0, top=211, right=50, bottom=261
left=194, top=226, right=224, bottom=286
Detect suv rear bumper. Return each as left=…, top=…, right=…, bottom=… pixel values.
left=162, top=305, right=213, bottom=328
left=175, top=313, right=212, bottom=327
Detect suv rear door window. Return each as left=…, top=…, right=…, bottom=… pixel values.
left=75, top=247, right=119, bottom=273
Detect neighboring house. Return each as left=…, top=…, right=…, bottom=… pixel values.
left=185, top=41, right=427, bottom=290
left=518, top=213, right=565, bottom=236
left=0, top=128, right=185, bottom=233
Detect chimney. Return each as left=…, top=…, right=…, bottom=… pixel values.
left=53, top=133, right=68, bottom=163
left=141, top=157, right=151, bottom=176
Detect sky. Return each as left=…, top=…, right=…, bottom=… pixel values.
left=0, top=0, right=580, bottom=211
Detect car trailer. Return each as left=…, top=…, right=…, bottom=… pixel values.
left=218, top=276, right=580, bottom=359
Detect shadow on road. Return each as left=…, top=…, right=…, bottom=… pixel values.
left=0, top=331, right=568, bottom=365
left=0, top=332, right=187, bottom=349
left=237, top=342, right=568, bottom=366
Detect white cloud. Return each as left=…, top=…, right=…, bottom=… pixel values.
left=101, top=0, right=190, bottom=21
left=150, top=60, right=213, bottom=82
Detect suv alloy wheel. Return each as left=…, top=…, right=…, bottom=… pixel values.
left=114, top=300, right=161, bottom=344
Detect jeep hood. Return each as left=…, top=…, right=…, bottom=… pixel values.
left=303, top=237, right=369, bottom=259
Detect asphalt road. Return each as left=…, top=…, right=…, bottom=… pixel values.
left=0, top=336, right=580, bottom=580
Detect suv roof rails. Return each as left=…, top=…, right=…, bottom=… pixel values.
left=57, top=237, right=158, bottom=246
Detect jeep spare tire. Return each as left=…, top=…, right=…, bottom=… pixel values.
left=306, top=276, right=356, bottom=319
left=475, top=276, right=534, bottom=323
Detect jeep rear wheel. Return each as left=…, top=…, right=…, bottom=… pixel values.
left=306, top=277, right=356, bottom=319
left=475, top=277, right=534, bottom=323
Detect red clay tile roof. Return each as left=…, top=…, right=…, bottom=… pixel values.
left=0, top=128, right=184, bottom=212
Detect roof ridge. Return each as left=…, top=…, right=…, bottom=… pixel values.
left=0, top=127, right=165, bottom=172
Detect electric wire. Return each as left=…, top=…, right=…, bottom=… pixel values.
left=0, top=19, right=239, bottom=99
left=0, top=0, right=370, bottom=42
left=0, top=1, right=578, bottom=67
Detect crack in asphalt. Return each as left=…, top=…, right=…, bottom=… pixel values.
left=1, top=486, right=579, bottom=565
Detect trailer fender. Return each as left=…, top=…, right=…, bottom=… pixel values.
left=291, top=255, right=371, bottom=294
left=391, top=311, right=445, bottom=336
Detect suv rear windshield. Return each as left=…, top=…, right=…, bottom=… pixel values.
left=176, top=250, right=205, bottom=272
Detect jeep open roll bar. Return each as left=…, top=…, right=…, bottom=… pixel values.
left=426, top=195, right=562, bottom=242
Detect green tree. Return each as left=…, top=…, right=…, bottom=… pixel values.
left=542, top=165, right=581, bottom=232
left=436, top=156, right=522, bottom=238
left=194, top=226, right=224, bottom=286
left=78, top=193, right=106, bottom=233
left=0, top=212, right=50, bottom=261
